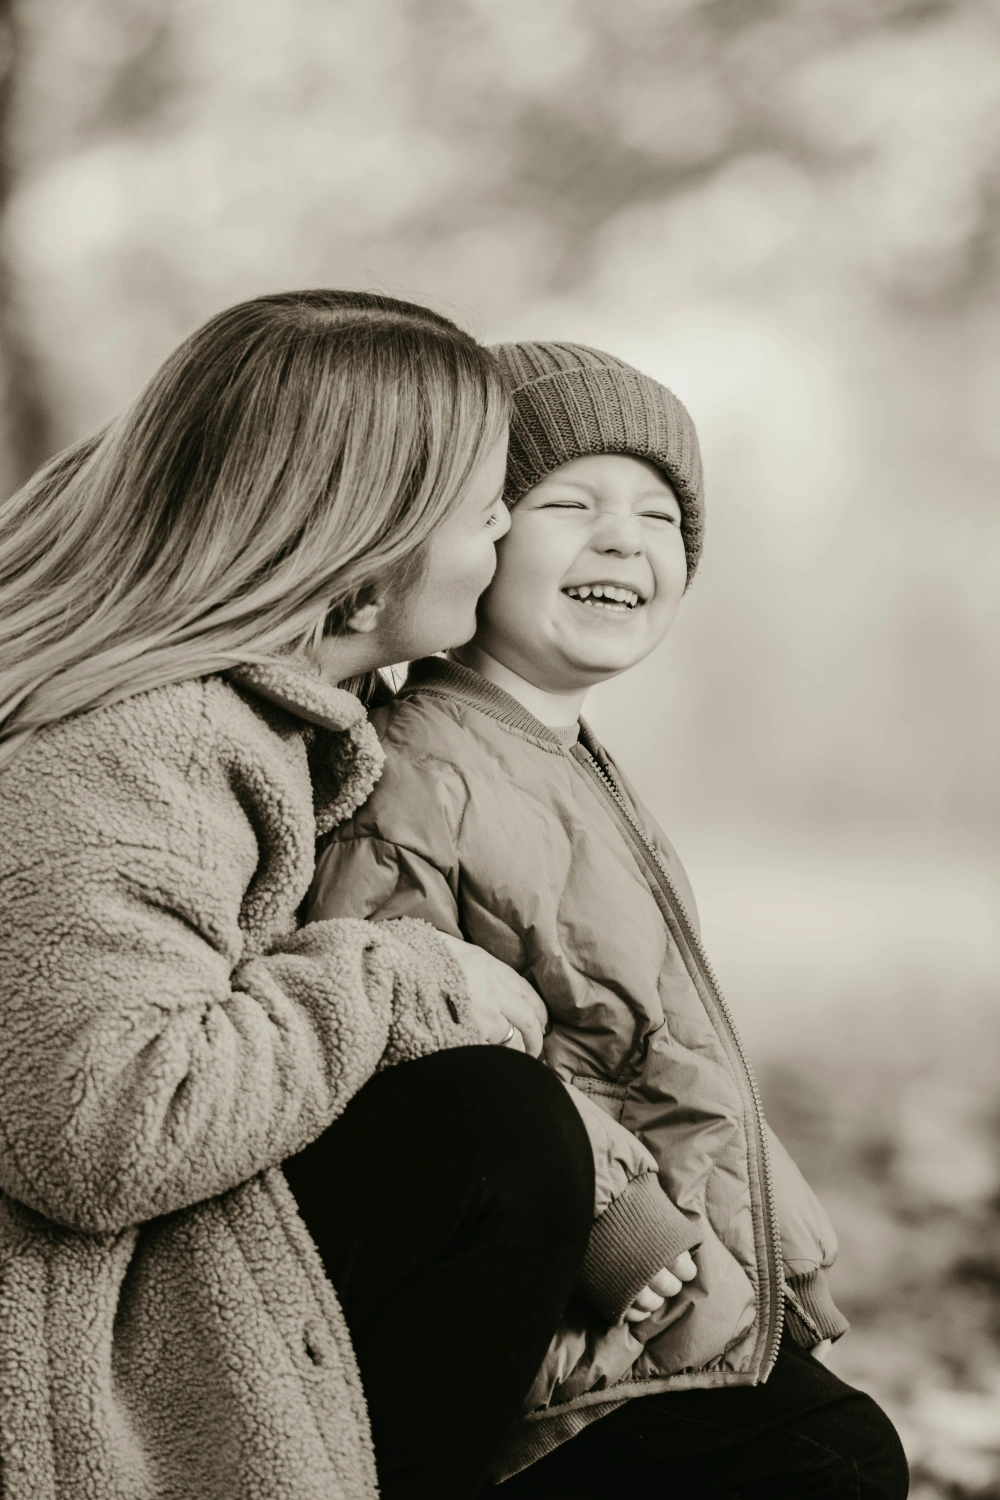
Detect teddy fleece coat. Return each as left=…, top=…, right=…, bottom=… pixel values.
left=0, top=659, right=484, bottom=1500
left=309, top=656, right=850, bottom=1481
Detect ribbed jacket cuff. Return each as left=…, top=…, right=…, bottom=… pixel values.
left=784, top=1268, right=850, bottom=1346
left=577, top=1173, right=701, bottom=1324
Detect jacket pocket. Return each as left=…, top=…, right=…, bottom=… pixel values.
left=571, top=1074, right=628, bottom=1123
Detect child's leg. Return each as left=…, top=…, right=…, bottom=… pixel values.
left=492, top=1335, right=908, bottom=1499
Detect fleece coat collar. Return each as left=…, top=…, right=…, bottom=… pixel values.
left=231, top=658, right=386, bottom=835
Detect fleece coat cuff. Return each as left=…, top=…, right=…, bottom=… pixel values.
left=784, top=1267, right=850, bottom=1347
left=577, top=1172, right=701, bottom=1324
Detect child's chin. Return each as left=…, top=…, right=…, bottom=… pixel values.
left=568, top=644, right=645, bottom=679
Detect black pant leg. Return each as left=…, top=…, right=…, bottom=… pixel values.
left=494, top=1336, right=908, bottom=1500
left=283, top=1045, right=594, bottom=1500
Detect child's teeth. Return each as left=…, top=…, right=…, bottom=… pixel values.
left=564, top=584, right=641, bottom=608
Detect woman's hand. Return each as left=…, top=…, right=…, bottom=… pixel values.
left=622, top=1251, right=698, bottom=1324
left=435, top=933, right=548, bottom=1056
left=810, top=1339, right=833, bottom=1363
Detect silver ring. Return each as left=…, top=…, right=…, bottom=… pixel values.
left=496, top=1021, right=516, bottom=1047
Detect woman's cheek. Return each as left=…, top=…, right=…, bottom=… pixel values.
left=440, top=541, right=495, bottom=638
left=473, top=535, right=501, bottom=597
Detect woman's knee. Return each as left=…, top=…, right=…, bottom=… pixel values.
left=352, top=1046, right=594, bottom=1227
left=866, top=1405, right=909, bottom=1500
left=844, top=1390, right=909, bottom=1500
left=453, top=1046, right=595, bottom=1261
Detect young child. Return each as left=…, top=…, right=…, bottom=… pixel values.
left=306, top=345, right=907, bottom=1496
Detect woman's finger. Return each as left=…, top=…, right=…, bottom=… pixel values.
left=483, top=1013, right=516, bottom=1046
left=476, top=1003, right=527, bottom=1051
left=437, top=936, right=548, bottom=1055
left=476, top=1003, right=533, bottom=1053
left=497, top=993, right=544, bottom=1056
left=631, top=1285, right=667, bottom=1314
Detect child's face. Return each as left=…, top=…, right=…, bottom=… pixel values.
left=471, top=454, right=687, bottom=692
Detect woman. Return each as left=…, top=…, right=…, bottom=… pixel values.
left=0, top=290, right=594, bottom=1500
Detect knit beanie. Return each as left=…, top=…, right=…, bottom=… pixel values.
left=490, top=342, right=704, bottom=580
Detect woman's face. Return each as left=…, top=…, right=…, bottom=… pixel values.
left=363, top=433, right=511, bottom=667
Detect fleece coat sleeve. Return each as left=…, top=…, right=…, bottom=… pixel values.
left=0, top=703, right=474, bottom=1237
left=309, top=825, right=699, bottom=1323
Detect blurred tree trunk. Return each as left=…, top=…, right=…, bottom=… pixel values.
left=0, top=0, right=53, bottom=498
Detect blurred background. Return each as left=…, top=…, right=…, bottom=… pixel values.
left=1, top=0, right=998, bottom=1489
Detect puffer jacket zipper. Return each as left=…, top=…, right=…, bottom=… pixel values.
left=574, top=738, right=785, bottom=1381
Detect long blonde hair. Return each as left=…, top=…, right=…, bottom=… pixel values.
left=0, top=289, right=509, bottom=769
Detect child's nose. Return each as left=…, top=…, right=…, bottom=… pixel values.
left=593, top=511, right=644, bottom=557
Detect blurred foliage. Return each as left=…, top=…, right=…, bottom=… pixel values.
left=2, top=0, right=995, bottom=830
left=1, top=0, right=999, bottom=1489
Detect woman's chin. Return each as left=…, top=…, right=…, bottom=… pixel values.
left=411, top=618, right=478, bottom=661
left=448, top=624, right=479, bottom=653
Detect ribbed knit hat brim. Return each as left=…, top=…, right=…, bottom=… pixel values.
left=491, top=342, right=704, bottom=580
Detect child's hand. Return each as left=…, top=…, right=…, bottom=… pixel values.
left=810, top=1339, right=833, bottom=1363
left=622, top=1250, right=698, bottom=1324
left=434, top=932, right=549, bottom=1056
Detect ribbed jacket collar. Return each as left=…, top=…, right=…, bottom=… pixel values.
left=401, top=656, right=571, bottom=752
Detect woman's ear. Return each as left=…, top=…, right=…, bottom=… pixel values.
left=345, top=601, right=381, bottom=634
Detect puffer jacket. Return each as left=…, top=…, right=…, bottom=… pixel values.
left=0, top=658, right=481, bottom=1500
left=309, top=655, right=849, bottom=1481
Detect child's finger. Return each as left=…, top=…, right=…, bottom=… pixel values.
left=645, top=1267, right=683, bottom=1299
left=629, top=1285, right=667, bottom=1315
left=668, top=1251, right=697, bottom=1282
left=622, top=1295, right=664, bottom=1323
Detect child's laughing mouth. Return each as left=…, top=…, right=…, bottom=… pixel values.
left=562, top=582, right=647, bottom=614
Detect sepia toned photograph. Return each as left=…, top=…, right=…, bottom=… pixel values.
left=0, top=3, right=998, bottom=1497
